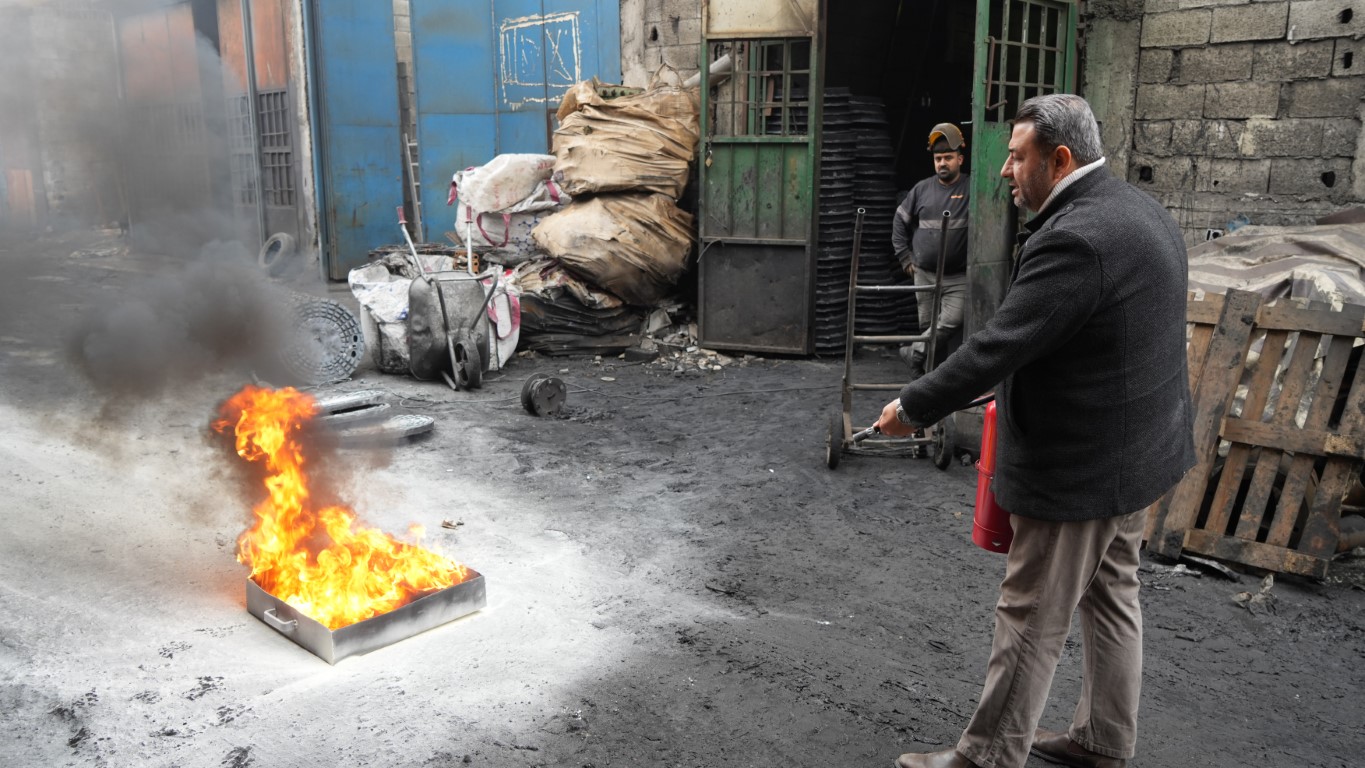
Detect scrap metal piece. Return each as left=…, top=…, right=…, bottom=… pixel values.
left=521, top=374, right=566, bottom=417
left=245, top=571, right=486, bottom=664
left=316, top=402, right=391, bottom=427
left=313, top=389, right=386, bottom=413
left=311, top=390, right=390, bottom=428
left=335, top=414, right=435, bottom=446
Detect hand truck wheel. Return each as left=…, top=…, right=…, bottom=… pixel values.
left=825, top=409, right=843, bottom=470
left=932, top=415, right=956, bottom=471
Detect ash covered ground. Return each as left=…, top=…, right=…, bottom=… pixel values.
left=2, top=232, right=1363, bottom=768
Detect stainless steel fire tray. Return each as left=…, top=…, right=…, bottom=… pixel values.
left=246, top=570, right=486, bottom=664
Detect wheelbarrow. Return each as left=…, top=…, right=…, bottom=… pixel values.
left=397, top=207, right=500, bottom=390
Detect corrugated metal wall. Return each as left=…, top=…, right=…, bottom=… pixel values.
left=311, top=0, right=405, bottom=278
left=409, top=0, right=621, bottom=239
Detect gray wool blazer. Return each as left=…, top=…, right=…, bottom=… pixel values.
left=900, top=166, right=1195, bottom=522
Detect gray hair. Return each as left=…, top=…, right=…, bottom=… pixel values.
left=1015, top=94, right=1104, bottom=165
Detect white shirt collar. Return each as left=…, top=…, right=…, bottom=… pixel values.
left=1037, top=157, right=1106, bottom=215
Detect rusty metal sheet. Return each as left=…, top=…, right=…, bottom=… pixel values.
left=698, top=243, right=812, bottom=354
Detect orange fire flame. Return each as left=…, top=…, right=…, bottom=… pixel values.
left=213, top=385, right=468, bottom=630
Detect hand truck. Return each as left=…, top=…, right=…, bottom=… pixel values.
left=825, top=207, right=956, bottom=470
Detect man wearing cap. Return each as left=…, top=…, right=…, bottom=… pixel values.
left=892, top=122, right=970, bottom=381
left=875, top=94, right=1194, bottom=768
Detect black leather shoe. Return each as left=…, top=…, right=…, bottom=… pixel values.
left=894, top=748, right=978, bottom=768
left=1029, top=728, right=1127, bottom=768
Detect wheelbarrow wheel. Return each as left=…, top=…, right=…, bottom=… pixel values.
left=932, top=416, right=956, bottom=471
left=825, top=409, right=843, bottom=470
left=452, top=335, right=483, bottom=390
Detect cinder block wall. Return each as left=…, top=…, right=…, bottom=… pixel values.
left=393, top=0, right=416, bottom=144
left=1125, top=0, right=1365, bottom=243
left=621, top=0, right=702, bottom=87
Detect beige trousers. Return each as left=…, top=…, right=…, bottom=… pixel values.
left=911, top=269, right=967, bottom=365
left=955, top=508, right=1146, bottom=768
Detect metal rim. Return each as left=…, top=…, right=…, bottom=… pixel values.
left=521, top=373, right=550, bottom=413
left=529, top=376, right=566, bottom=417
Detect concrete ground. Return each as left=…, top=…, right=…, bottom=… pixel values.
left=2, top=232, right=1363, bottom=768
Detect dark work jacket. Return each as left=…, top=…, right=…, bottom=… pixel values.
left=892, top=173, right=970, bottom=274
left=898, top=167, right=1195, bottom=521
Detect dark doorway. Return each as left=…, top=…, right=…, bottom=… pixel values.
left=825, top=1, right=975, bottom=192
left=811, top=1, right=975, bottom=354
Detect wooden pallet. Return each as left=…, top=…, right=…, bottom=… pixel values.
left=1145, top=288, right=1365, bottom=579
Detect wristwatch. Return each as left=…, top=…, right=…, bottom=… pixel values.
left=895, top=402, right=914, bottom=426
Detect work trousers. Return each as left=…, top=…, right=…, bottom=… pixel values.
left=912, top=270, right=966, bottom=366
left=955, top=507, right=1145, bottom=768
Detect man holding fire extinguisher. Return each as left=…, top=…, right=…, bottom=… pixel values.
left=874, top=94, right=1195, bottom=768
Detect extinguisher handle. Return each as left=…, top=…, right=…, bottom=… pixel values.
left=851, top=425, right=879, bottom=443
left=963, top=394, right=996, bottom=410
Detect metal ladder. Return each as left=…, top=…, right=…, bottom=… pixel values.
left=403, top=132, right=425, bottom=243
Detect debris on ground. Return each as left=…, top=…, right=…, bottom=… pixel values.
left=1232, top=574, right=1277, bottom=614
left=69, top=232, right=128, bottom=259
left=1180, top=553, right=1241, bottom=581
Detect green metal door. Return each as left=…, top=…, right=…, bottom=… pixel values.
left=697, top=0, right=819, bottom=354
left=967, top=0, right=1077, bottom=333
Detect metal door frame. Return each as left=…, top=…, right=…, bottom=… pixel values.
left=697, top=0, right=821, bottom=354
left=966, top=0, right=1077, bottom=333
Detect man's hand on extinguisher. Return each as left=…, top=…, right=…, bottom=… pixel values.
left=876, top=398, right=915, bottom=438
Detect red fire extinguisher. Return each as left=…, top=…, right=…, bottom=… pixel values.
left=973, top=401, right=1013, bottom=553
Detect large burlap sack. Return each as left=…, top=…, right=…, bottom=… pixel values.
left=551, top=78, right=700, bottom=199
left=531, top=194, right=695, bottom=306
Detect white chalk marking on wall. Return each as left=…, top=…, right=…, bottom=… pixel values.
left=499, top=11, right=582, bottom=109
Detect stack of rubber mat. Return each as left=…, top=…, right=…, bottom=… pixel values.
left=812, top=87, right=857, bottom=354
left=813, top=91, right=919, bottom=353
left=763, top=82, right=809, bottom=136
left=847, top=94, right=918, bottom=338
left=518, top=294, right=643, bottom=356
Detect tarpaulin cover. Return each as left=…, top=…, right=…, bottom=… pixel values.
left=1187, top=223, right=1365, bottom=307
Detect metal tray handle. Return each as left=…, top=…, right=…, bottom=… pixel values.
left=262, top=608, right=298, bottom=635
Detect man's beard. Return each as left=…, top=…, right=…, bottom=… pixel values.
left=1017, top=164, right=1053, bottom=212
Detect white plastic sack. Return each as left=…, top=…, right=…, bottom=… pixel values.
left=349, top=261, right=413, bottom=374
left=448, top=154, right=564, bottom=214
left=452, top=204, right=555, bottom=266
left=484, top=273, right=521, bottom=370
